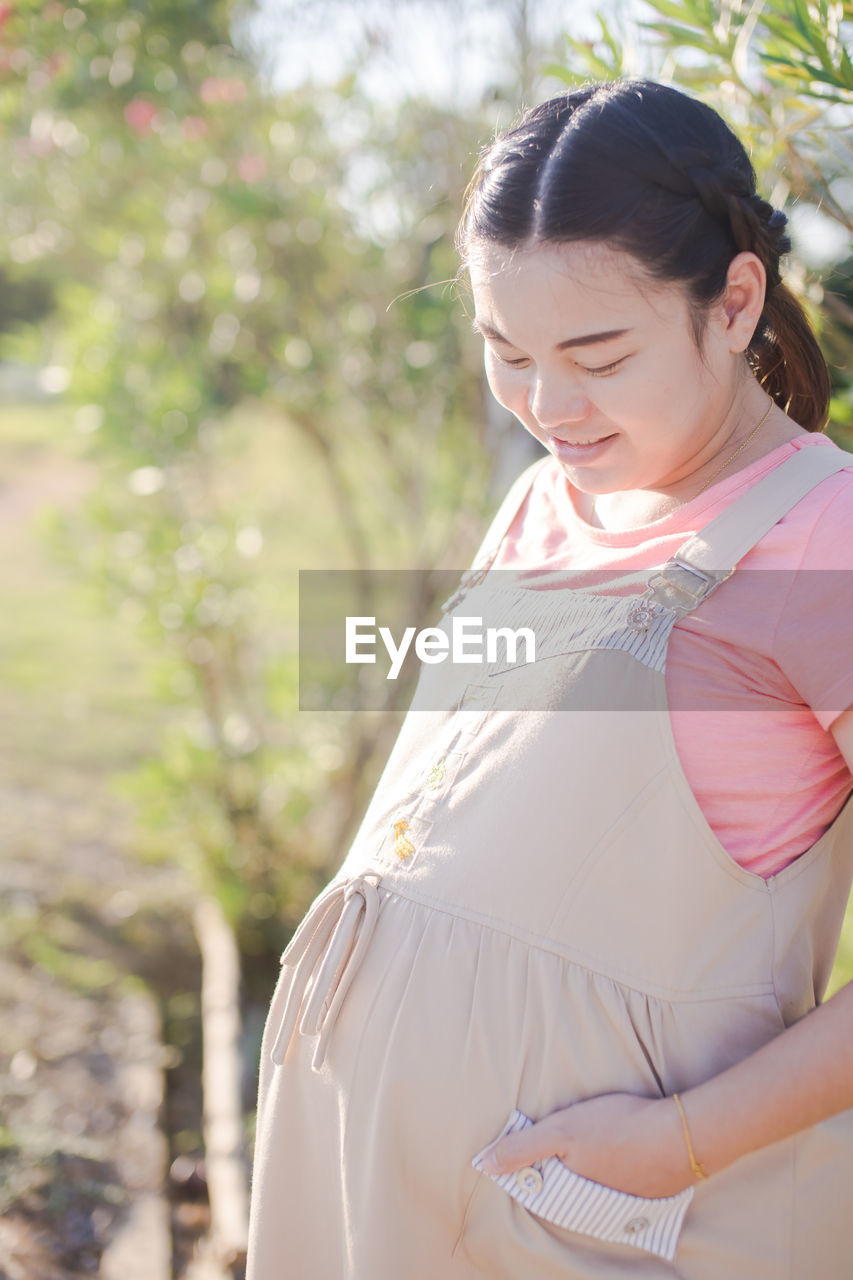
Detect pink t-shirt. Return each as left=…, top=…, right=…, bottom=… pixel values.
left=491, top=433, right=853, bottom=878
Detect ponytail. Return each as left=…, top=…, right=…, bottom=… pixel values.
left=750, top=283, right=831, bottom=433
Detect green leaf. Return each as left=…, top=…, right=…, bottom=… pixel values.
left=670, top=65, right=728, bottom=87
left=788, top=0, right=817, bottom=39
left=640, top=18, right=727, bottom=54
left=639, top=0, right=706, bottom=26
left=542, top=64, right=594, bottom=87
left=761, top=14, right=823, bottom=56
left=761, top=52, right=814, bottom=73
left=838, top=44, right=853, bottom=87
left=553, top=32, right=622, bottom=80
left=597, top=15, right=623, bottom=65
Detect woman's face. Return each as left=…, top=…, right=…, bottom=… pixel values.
left=468, top=240, right=746, bottom=497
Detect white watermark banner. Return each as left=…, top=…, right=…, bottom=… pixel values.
left=298, top=568, right=853, bottom=714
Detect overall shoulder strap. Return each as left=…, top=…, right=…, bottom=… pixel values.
left=677, top=445, right=853, bottom=572
left=648, top=445, right=853, bottom=613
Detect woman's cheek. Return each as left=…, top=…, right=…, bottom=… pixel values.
left=484, top=360, right=531, bottom=422
left=483, top=371, right=502, bottom=408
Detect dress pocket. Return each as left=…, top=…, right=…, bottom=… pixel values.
left=472, top=1109, right=694, bottom=1264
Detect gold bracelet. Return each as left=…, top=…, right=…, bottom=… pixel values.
left=673, top=1092, right=709, bottom=1181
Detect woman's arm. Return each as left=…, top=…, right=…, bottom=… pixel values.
left=482, top=706, right=853, bottom=1197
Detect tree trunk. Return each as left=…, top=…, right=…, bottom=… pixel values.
left=194, top=896, right=250, bottom=1273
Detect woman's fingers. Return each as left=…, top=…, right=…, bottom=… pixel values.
left=479, top=1096, right=693, bottom=1197
left=481, top=1117, right=560, bottom=1175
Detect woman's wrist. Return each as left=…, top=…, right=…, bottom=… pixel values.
left=653, top=1093, right=712, bottom=1189
left=662, top=980, right=853, bottom=1182
left=672, top=1092, right=709, bottom=1181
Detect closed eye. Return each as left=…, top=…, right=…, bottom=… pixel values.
left=481, top=345, right=627, bottom=373
left=578, top=359, right=626, bottom=377
left=481, top=343, right=530, bottom=368
left=488, top=349, right=628, bottom=375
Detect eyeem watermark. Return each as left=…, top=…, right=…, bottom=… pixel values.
left=298, top=568, right=544, bottom=710
left=345, top=615, right=536, bottom=680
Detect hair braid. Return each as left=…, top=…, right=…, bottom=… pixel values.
left=681, top=164, right=829, bottom=426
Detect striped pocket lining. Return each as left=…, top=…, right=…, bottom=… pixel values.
left=472, top=1109, right=694, bottom=1263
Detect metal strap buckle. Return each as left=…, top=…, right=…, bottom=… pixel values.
left=627, top=561, right=730, bottom=634
left=646, top=558, right=729, bottom=605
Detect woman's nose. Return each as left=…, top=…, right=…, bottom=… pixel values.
left=528, top=375, right=591, bottom=428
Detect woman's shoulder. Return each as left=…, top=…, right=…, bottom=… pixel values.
left=786, top=427, right=853, bottom=468
left=775, top=433, right=853, bottom=569
left=791, top=429, right=853, bottom=473
left=717, top=432, right=853, bottom=573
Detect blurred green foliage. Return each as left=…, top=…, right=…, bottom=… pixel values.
left=0, top=0, right=493, bottom=953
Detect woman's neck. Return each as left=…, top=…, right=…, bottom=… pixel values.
left=586, top=416, right=808, bottom=532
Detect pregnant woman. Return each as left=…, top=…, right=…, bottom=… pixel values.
left=246, top=79, right=853, bottom=1278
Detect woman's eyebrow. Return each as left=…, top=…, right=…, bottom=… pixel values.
left=556, top=328, right=631, bottom=350
left=472, top=319, right=631, bottom=349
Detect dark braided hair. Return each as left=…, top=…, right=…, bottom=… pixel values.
left=458, top=80, right=830, bottom=431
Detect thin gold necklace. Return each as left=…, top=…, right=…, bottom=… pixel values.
left=693, top=401, right=774, bottom=498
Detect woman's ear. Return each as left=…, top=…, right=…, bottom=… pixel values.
left=720, top=251, right=766, bottom=353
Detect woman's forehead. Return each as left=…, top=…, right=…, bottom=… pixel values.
left=468, top=240, right=683, bottom=331
left=469, top=240, right=648, bottom=293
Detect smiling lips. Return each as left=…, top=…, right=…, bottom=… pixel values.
left=550, top=435, right=612, bottom=445
left=549, top=432, right=617, bottom=447
left=546, top=432, right=618, bottom=465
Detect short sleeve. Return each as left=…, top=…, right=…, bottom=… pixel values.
left=773, top=477, right=853, bottom=730
left=463, top=457, right=549, bottom=573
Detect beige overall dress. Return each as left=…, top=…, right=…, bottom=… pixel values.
left=247, top=444, right=853, bottom=1279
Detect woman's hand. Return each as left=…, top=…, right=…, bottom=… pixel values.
left=481, top=1093, right=694, bottom=1198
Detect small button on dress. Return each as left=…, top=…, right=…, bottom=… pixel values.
left=516, top=1167, right=544, bottom=1195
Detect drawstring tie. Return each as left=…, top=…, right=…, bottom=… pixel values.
left=270, top=871, right=383, bottom=1072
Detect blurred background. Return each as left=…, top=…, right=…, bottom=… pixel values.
left=1, top=1, right=852, bottom=1276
